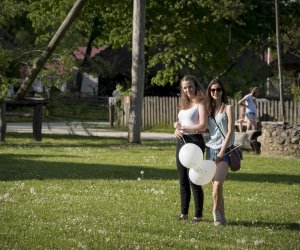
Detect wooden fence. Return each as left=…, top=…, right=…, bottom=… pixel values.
left=114, top=96, right=300, bottom=128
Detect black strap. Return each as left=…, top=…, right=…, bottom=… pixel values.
left=211, top=115, right=225, bottom=139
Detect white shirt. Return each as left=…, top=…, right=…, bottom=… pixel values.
left=178, top=104, right=199, bottom=128
left=244, top=94, right=256, bottom=114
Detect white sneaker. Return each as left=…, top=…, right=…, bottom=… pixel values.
left=212, top=210, right=222, bottom=226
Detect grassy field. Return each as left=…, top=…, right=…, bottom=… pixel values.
left=0, top=133, right=299, bottom=249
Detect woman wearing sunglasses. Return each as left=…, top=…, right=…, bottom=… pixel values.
left=205, top=79, right=235, bottom=226
left=174, top=75, right=207, bottom=223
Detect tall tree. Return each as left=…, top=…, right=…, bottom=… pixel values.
left=275, top=0, right=285, bottom=121
left=128, top=0, right=146, bottom=143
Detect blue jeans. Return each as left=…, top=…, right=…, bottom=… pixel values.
left=206, top=147, right=230, bottom=165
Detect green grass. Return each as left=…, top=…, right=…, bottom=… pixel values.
left=0, top=133, right=299, bottom=249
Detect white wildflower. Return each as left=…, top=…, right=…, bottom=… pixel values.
left=3, top=193, right=10, bottom=199
left=78, top=242, right=87, bottom=249
left=0, top=193, right=10, bottom=201
left=137, top=177, right=142, bottom=181
left=237, top=238, right=246, bottom=244
left=254, top=239, right=264, bottom=246
left=30, top=187, right=37, bottom=195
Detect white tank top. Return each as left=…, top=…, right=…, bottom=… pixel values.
left=178, top=104, right=199, bottom=126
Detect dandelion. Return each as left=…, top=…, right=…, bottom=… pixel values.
left=0, top=193, right=10, bottom=201
left=19, top=182, right=25, bottom=189
left=137, top=177, right=142, bottom=181
left=78, top=242, right=87, bottom=249
left=3, top=193, right=10, bottom=199
left=140, top=171, right=144, bottom=180
left=30, top=187, right=37, bottom=195
left=254, top=239, right=264, bottom=246
left=237, top=238, right=246, bottom=244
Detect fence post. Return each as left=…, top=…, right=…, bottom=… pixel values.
left=108, top=97, right=115, bottom=127
left=0, top=102, right=6, bottom=142
left=33, top=103, right=43, bottom=141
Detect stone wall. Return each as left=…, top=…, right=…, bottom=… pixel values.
left=260, top=122, right=300, bottom=157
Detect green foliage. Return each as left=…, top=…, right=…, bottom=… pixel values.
left=1, top=0, right=299, bottom=98
left=290, top=83, right=300, bottom=102
left=0, top=134, right=299, bottom=249
left=0, top=0, right=39, bottom=96
left=0, top=49, right=22, bottom=100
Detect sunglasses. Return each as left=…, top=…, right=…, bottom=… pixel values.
left=210, top=88, right=222, bottom=93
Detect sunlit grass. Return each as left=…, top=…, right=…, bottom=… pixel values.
left=0, top=133, right=299, bottom=249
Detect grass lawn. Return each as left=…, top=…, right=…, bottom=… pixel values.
left=0, top=133, right=299, bottom=249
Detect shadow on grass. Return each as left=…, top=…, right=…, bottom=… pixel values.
left=229, top=220, right=300, bottom=232
left=1, top=155, right=299, bottom=184
left=0, top=157, right=178, bottom=181
left=3, top=133, right=175, bottom=149
left=228, top=172, right=300, bottom=184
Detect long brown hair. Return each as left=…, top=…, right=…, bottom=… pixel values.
left=179, top=75, right=206, bottom=110
left=206, top=79, right=229, bottom=116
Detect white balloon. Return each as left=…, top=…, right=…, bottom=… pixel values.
left=179, top=143, right=203, bottom=169
left=189, top=160, right=216, bottom=185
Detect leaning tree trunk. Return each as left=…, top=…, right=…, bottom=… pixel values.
left=128, top=0, right=146, bottom=143
left=15, top=0, right=87, bottom=100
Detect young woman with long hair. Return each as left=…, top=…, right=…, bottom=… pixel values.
left=205, top=79, right=235, bottom=226
left=174, top=75, right=207, bottom=223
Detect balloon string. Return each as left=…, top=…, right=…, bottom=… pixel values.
left=182, top=135, right=186, bottom=144
left=223, top=145, right=242, bottom=156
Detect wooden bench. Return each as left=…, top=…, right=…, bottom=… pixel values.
left=234, top=130, right=262, bottom=154
left=235, top=120, right=261, bottom=132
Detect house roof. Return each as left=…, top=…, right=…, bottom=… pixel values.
left=271, top=53, right=300, bottom=71
left=72, top=46, right=107, bottom=60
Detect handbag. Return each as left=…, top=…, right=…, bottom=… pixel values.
left=211, top=115, right=242, bottom=171
left=224, top=145, right=242, bottom=171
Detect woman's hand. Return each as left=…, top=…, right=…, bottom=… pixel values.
left=174, top=122, right=182, bottom=129
left=174, top=128, right=183, bottom=139
left=216, top=152, right=224, bottom=163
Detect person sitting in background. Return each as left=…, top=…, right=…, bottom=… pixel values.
left=238, top=87, right=259, bottom=131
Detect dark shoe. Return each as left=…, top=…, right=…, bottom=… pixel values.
left=177, top=215, right=188, bottom=221
left=190, top=217, right=203, bottom=224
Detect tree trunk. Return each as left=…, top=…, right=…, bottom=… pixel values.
left=75, top=18, right=100, bottom=93
left=275, top=0, right=285, bottom=121
left=15, top=0, right=87, bottom=100
left=128, top=0, right=146, bottom=143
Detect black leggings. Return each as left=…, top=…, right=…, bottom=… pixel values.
left=176, top=134, right=205, bottom=217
